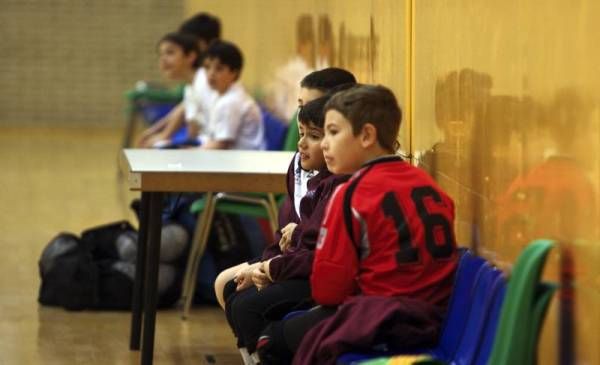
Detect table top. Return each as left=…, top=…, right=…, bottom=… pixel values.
left=121, top=149, right=294, bottom=193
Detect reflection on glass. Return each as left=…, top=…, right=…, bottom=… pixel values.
left=264, top=14, right=316, bottom=121
left=496, top=88, right=597, bottom=250
left=419, top=68, right=492, bottom=248
left=317, top=15, right=334, bottom=69
left=337, top=19, right=377, bottom=82
left=494, top=89, right=597, bottom=364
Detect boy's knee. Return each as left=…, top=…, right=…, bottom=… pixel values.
left=214, top=271, right=231, bottom=304
left=222, top=279, right=238, bottom=305
left=256, top=322, right=293, bottom=365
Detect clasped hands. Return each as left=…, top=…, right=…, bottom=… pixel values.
left=233, top=260, right=273, bottom=291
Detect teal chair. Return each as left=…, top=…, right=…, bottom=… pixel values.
left=179, top=114, right=299, bottom=319
left=488, top=239, right=556, bottom=365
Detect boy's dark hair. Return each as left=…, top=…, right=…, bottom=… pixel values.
left=206, top=41, right=244, bottom=73
left=179, top=13, right=221, bottom=44
left=298, top=96, right=330, bottom=129
left=300, top=68, right=357, bottom=92
left=325, top=84, right=402, bottom=152
left=159, top=32, right=201, bottom=68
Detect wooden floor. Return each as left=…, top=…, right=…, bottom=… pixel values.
left=0, top=127, right=241, bottom=365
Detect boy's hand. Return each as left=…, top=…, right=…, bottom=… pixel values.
left=136, top=117, right=168, bottom=147
left=252, top=260, right=273, bottom=290
left=147, top=133, right=171, bottom=148
left=278, top=223, right=298, bottom=252
left=234, top=264, right=258, bottom=291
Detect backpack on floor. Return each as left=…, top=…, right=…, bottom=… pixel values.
left=38, top=220, right=182, bottom=311
left=38, top=233, right=99, bottom=310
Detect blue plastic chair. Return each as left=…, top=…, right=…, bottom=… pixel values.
left=445, top=264, right=504, bottom=365
left=261, top=106, right=289, bottom=151
left=425, top=250, right=487, bottom=361
left=122, top=82, right=183, bottom=148
left=473, top=282, right=506, bottom=365
left=337, top=249, right=486, bottom=365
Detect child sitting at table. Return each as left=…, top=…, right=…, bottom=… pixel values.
left=227, top=94, right=349, bottom=365
left=136, top=13, right=221, bottom=148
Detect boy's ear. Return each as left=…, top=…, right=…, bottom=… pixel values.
left=186, top=51, right=199, bottom=67
left=360, top=123, right=378, bottom=148
left=232, top=68, right=240, bottom=80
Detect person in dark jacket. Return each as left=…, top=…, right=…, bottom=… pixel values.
left=213, top=68, right=357, bottom=310
left=219, top=75, right=356, bottom=365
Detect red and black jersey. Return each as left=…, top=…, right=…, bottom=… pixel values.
left=311, top=156, right=458, bottom=307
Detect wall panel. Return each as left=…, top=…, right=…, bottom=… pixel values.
left=188, top=1, right=600, bottom=363
left=413, top=2, right=600, bottom=364
left=0, top=0, right=184, bottom=127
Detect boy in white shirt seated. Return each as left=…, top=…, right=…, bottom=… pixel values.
left=199, top=40, right=265, bottom=150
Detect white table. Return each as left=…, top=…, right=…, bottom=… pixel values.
left=121, top=149, right=293, bottom=365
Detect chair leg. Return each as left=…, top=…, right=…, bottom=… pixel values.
left=266, top=193, right=279, bottom=234
left=180, top=192, right=217, bottom=319
left=267, top=193, right=279, bottom=223
left=122, top=105, right=138, bottom=149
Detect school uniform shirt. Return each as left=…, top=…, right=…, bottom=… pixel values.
left=199, top=81, right=265, bottom=150
left=312, top=155, right=458, bottom=307
left=183, top=68, right=217, bottom=130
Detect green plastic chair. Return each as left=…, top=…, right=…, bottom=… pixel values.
left=188, top=112, right=299, bottom=230
left=524, top=281, right=558, bottom=365
left=122, top=82, right=184, bottom=149
left=488, top=239, right=556, bottom=365
left=179, top=113, right=299, bottom=318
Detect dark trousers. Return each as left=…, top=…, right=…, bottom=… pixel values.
left=257, top=306, right=336, bottom=365
left=224, top=279, right=312, bottom=353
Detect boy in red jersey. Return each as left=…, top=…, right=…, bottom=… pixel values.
left=257, top=85, right=458, bottom=365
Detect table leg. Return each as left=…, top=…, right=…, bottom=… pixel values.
left=141, top=192, right=163, bottom=365
left=130, top=192, right=150, bottom=350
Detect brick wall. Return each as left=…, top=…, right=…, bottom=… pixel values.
left=0, top=0, right=183, bottom=127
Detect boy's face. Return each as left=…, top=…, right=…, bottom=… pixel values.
left=298, top=87, right=324, bottom=107
left=321, top=109, right=366, bottom=174
left=297, top=121, right=325, bottom=171
left=158, top=40, right=196, bottom=81
left=205, top=57, right=238, bottom=94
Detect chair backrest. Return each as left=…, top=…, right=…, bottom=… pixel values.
left=474, top=281, right=506, bottom=365
left=451, top=264, right=504, bottom=365
left=127, top=83, right=184, bottom=125
left=261, top=106, right=289, bottom=151
left=525, top=281, right=558, bottom=365
left=282, top=111, right=299, bottom=152
left=126, top=82, right=184, bottom=103
left=488, top=239, right=555, bottom=365
left=430, top=249, right=487, bottom=360
left=140, top=103, right=178, bottom=125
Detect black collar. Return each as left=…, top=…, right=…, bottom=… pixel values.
left=361, top=154, right=403, bottom=168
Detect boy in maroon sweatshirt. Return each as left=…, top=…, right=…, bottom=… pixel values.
left=214, top=68, right=356, bottom=365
